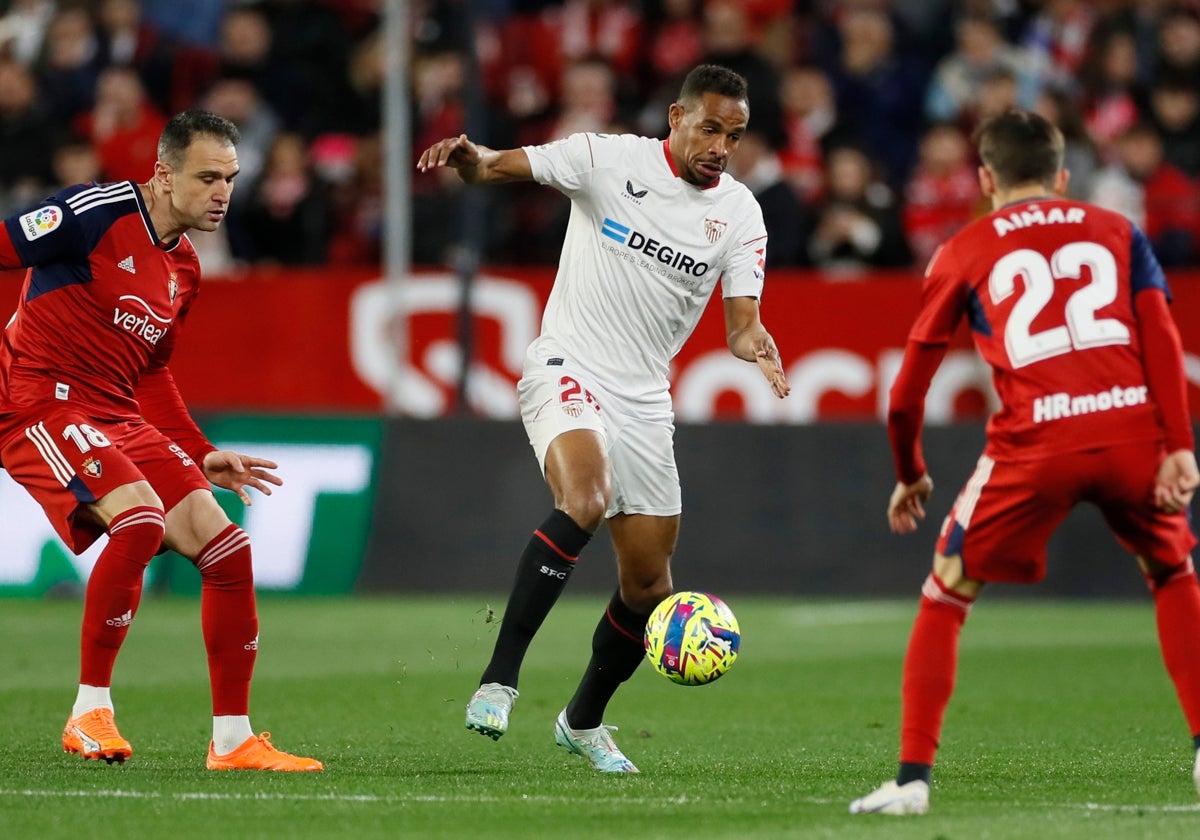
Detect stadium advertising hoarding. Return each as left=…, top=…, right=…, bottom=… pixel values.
left=0, top=416, right=380, bottom=597
left=154, top=267, right=1200, bottom=420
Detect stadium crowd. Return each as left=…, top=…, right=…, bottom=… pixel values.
left=1, top=0, right=1199, bottom=273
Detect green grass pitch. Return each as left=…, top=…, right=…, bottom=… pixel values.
left=2, top=594, right=1198, bottom=839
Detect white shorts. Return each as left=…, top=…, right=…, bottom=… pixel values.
left=518, top=356, right=681, bottom=518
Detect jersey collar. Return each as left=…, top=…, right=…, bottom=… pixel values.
left=131, top=181, right=183, bottom=251
left=662, top=139, right=721, bottom=191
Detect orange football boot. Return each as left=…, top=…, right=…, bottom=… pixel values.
left=206, top=732, right=323, bottom=771
left=62, top=708, right=133, bottom=764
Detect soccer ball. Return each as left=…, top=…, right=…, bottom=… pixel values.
left=644, top=591, right=741, bottom=686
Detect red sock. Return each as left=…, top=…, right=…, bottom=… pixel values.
left=195, top=525, right=257, bottom=716
left=899, top=574, right=973, bottom=766
left=1151, top=559, right=1200, bottom=736
left=79, top=506, right=166, bottom=686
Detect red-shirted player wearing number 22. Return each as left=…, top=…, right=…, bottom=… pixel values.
left=0, top=110, right=320, bottom=770
left=851, top=110, right=1200, bottom=814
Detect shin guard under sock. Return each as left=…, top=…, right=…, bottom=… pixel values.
left=1150, top=560, right=1200, bottom=738
left=899, top=575, right=972, bottom=769
left=79, top=507, right=166, bottom=687
left=565, top=589, right=651, bottom=729
left=481, top=510, right=592, bottom=688
left=196, top=525, right=258, bottom=716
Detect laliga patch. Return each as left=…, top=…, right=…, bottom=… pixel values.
left=82, top=457, right=102, bottom=478
left=20, top=205, right=62, bottom=241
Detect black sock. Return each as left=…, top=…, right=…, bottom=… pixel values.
left=564, top=589, right=650, bottom=729
left=480, top=509, right=591, bottom=688
left=897, top=762, right=932, bottom=786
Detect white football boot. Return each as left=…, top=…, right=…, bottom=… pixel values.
left=849, top=779, right=930, bottom=815
left=554, top=709, right=639, bottom=773
left=465, top=683, right=518, bottom=740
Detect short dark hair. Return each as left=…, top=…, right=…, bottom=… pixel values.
left=975, top=108, right=1064, bottom=190
left=157, top=110, right=240, bottom=168
left=678, top=64, right=749, bottom=109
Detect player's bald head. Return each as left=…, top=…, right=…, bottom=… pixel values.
left=157, top=109, right=240, bottom=170
left=976, top=109, right=1064, bottom=190
left=677, top=64, right=749, bottom=114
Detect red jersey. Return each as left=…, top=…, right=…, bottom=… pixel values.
left=896, top=197, right=1188, bottom=471
left=0, top=180, right=213, bottom=459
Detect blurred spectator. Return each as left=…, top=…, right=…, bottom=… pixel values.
left=925, top=14, right=1039, bottom=128
left=645, top=0, right=703, bottom=82
left=200, top=75, right=280, bottom=188
left=0, top=0, right=55, bottom=66
left=1018, top=0, right=1094, bottom=93
left=0, top=59, right=56, bottom=213
left=96, top=0, right=177, bottom=113
left=1090, top=122, right=1200, bottom=267
left=777, top=64, right=855, bottom=204
left=238, top=132, right=332, bottom=265
left=1079, top=27, right=1144, bottom=162
left=902, top=123, right=979, bottom=267
left=542, top=57, right=623, bottom=141
left=974, top=67, right=1022, bottom=128
left=1035, top=86, right=1098, bottom=199
left=35, top=5, right=106, bottom=123
left=1146, top=73, right=1200, bottom=177
left=73, top=65, right=167, bottom=182
left=808, top=145, right=911, bottom=273
left=140, top=0, right=224, bottom=47
left=725, top=130, right=808, bottom=268
left=496, top=0, right=642, bottom=130
left=699, top=0, right=783, bottom=146
left=51, top=137, right=100, bottom=188
left=175, top=6, right=307, bottom=134
left=345, top=27, right=383, bottom=134
left=823, top=4, right=926, bottom=190
left=258, top=0, right=356, bottom=136
left=327, top=130, right=383, bottom=266
left=1154, top=4, right=1200, bottom=86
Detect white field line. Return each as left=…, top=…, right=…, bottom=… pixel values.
left=1, top=788, right=1199, bottom=813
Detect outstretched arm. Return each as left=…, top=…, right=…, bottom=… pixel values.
left=886, top=340, right=946, bottom=533
left=724, top=296, right=789, bottom=398
left=1135, top=289, right=1198, bottom=512
left=416, top=133, right=533, bottom=184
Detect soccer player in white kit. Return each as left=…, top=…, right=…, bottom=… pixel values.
left=418, top=65, right=790, bottom=772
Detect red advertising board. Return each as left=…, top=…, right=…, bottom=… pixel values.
left=1, top=267, right=1198, bottom=422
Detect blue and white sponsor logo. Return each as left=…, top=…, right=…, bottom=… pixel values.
left=599, top=217, right=708, bottom=277
left=601, top=218, right=631, bottom=244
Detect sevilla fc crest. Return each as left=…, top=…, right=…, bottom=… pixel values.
left=704, top=218, right=727, bottom=243
left=168, top=273, right=178, bottom=303
left=82, top=457, right=102, bottom=478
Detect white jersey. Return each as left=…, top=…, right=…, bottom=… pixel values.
left=523, top=132, right=768, bottom=406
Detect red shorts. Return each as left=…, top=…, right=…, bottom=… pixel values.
left=936, top=441, right=1197, bottom=583
left=0, top=407, right=210, bottom=553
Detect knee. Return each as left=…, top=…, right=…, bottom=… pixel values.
left=557, top=490, right=608, bottom=533
left=620, top=574, right=673, bottom=615
left=1140, top=555, right=1196, bottom=591
left=107, top=506, right=167, bottom=565
left=195, top=526, right=253, bottom=586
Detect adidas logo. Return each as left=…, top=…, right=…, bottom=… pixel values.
left=105, top=610, right=133, bottom=627
left=244, top=635, right=259, bottom=651
left=117, top=255, right=135, bottom=274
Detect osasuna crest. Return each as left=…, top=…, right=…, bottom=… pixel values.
left=82, top=457, right=102, bottom=478
left=704, top=218, right=727, bottom=244
left=168, top=273, right=178, bottom=303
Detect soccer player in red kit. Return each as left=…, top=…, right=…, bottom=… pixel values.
left=850, top=109, right=1199, bottom=814
left=0, top=110, right=321, bottom=770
